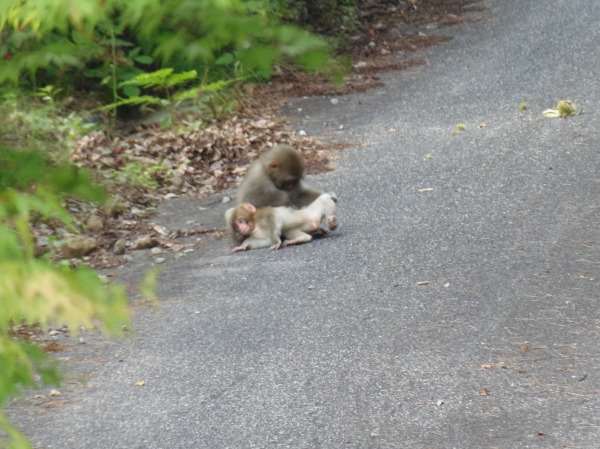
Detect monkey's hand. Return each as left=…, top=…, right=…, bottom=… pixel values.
left=230, top=245, right=251, bottom=253
left=268, top=242, right=282, bottom=250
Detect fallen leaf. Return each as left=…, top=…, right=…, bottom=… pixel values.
left=452, top=123, right=466, bottom=134
left=479, top=389, right=489, bottom=396
left=542, top=100, right=581, bottom=118
left=418, top=188, right=433, bottom=192
left=135, top=381, right=145, bottom=387
left=416, top=281, right=429, bottom=286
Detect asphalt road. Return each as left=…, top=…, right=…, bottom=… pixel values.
left=8, top=0, right=600, bottom=448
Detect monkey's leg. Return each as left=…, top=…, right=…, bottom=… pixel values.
left=281, top=229, right=313, bottom=247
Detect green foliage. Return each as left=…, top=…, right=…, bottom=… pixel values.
left=0, top=90, right=97, bottom=156
left=35, top=85, right=63, bottom=104
left=0, top=147, right=131, bottom=449
left=0, top=0, right=332, bottom=106
left=107, top=162, right=163, bottom=190
left=270, top=0, right=358, bottom=35
left=99, top=68, right=241, bottom=124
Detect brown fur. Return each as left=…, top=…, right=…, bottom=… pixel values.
left=236, top=144, right=322, bottom=210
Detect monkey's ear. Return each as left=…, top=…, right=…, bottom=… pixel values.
left=242, top=203, right=257, bottom=213
left=268, top=161, right=280, bottom=171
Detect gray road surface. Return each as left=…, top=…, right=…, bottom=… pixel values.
left=8, top=0, right=600, bottom=448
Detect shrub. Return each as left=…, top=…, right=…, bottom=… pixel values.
left=0, top=147, right=131, bottom=449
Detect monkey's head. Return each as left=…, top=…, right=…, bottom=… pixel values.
left=230, top=203, right=256, bottom=236
left=264, top=145, right=305, bottom=191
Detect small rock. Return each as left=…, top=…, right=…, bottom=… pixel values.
left=62, top=235, right=97, bottom=259
left=104, top=197, right=127, bottom=217
left=87, top=215, right=104, bottom=232
left=154, top=257, right=166, bottom=264
left=171, top=173, right=184, bottom=189
left=134, top=236, right=159, bottom=250
left=222, top=196, right=232, bottom=204
left=49, top=389, right=61, bottom=397
left=113, top=239, right=127, bottom=255
left=330, top=98, right=339, bottom=105
left=298, top=130, right=307, bottom=136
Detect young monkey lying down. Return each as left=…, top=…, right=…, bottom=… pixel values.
left=225, top=193, right=339, bottom=252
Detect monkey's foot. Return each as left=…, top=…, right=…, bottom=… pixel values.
left=327, top=215, right=339, bottom=230
left=327, top=192, right=338, bottom=203
left=310, top=228, right=330, bottom=238
left=282, top=239, right=302, bottom=247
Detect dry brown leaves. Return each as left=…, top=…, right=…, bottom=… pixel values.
left=72, top=115, right=338, bottom=201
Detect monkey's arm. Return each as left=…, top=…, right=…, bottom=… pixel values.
left=289, top=183, right=323, bottom=208
left=236, top=164, right=294, bottom=208
left=231, top=236, right=275, bottom=252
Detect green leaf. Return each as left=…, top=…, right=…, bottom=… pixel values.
left=120, top=68, right=174, bottom=88
left=96, top=95, right=167, bottom=111
left=134, top=55, right=153, bottom=64
left=215, top=52, right=235, bottom=66
left=122, top=84, right=141, bottom=98
left=165, top=70, right=197, bottom=87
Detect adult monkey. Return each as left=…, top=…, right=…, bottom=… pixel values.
left=232, top=144, right=329, bottom=243
left=237, top=144, right=323, bottom=209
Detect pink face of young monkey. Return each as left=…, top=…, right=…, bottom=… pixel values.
left=231, top=203, right=257, bottom=236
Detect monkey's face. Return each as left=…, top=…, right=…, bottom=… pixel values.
left=267, top=156, right=303, bottom=192
left=278, top=178, right=300, bottom=191
left=234, top=216, right=253, bottom=236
